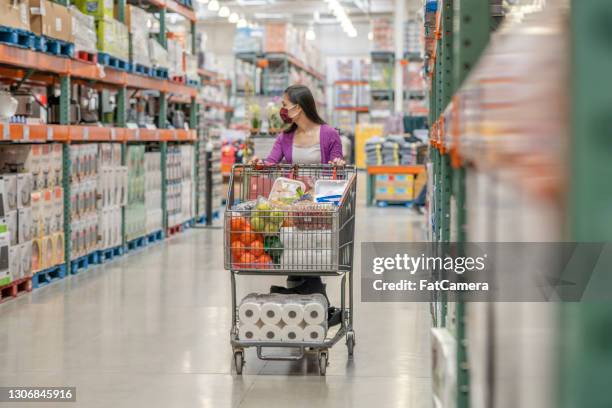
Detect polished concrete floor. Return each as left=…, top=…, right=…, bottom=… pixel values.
left=0, top=177, right=431, bottom=407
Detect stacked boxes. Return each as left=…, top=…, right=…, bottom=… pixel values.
left=374, top=174, right=415, bottom=202
left=124, top=5, right=153, bottom=68
left=144, top=151, right=162, bottom=235
left=29, top=0, right=72, bottom=42
left=126, top=145, right=146, bottom=240
left=69, top=145, right=99, bottom=260
left=167, top=39, right=185, bottom=77
left=0, top=0, right=30, bottom=31
left=166, top=145, right=194, bottom=227
left=149, top=38, right=169, bottom=69
left=73, top=0, right=113, bottom=20
left=70, top=7, right=97, bottom=54
left=97, top=144, right=127, bottom=250
left=0, top=144, right=63, bottom=274
left=96, top=17, right=128, bottom=60
left=233, top=27, right=263, bottom=53
left=263, top=23, right=322, bottom=72
left=371, top=18, right=394, bottom=52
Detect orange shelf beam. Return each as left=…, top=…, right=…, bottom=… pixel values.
left=335, top=106, right=369, bottom=112
left=334, top=80, right=369, bottom=86
left=367, top=165, right=426, bottom=175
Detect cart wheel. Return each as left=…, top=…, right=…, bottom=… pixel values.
left=318, top=352, right=328, bottom=376
left=234, top=351, right=244, bottom=375
left=346, top=331, right=355, bottom=357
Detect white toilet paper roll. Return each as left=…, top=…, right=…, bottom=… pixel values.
left=260, top=302, right=283, bottom=325
left=260, top=324, right=282, bottom=341
left=239, top=324, right=261, bottom=341
left=238, top=301, right=261, bottom=324
left=303, top=325, right=326, bottom=342
left=281, top=325, right=304, bottom=342
left=304, top=302, right=326, bottom=325
left=281, top=303, right=305, bottom=326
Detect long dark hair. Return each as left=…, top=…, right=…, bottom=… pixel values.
left=284, top=84, right=325, bottom=133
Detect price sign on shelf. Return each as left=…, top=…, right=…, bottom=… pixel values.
left=83, top=127, right=89, bottom=140
left=47, top=127, right=54, bottom=141
left=110, top=128, right=117, bottom=141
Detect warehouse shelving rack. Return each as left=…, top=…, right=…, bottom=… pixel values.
left=369, top=51, right=395, bottom=118
left=0, top=0, right=202, bottom=289
left=427, top=1, right=612, bottom=408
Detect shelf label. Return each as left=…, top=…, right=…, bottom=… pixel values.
left=173, top=130, right=178, bottom=140
left=83, top=128, right=89, bottom=140
left=47, top=127, right=53, bottom=141
left=135, top=129, right=140, bottom=140
left=23, top=126, right=29, bottom=141
left=110, top=128, right=117, bottom=141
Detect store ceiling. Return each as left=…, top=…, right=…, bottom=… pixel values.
left=197, top=0, right=422, bottom=24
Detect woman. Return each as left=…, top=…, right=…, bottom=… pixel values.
left=255, top=84, right=345, bottom=166
left=258, top=84, right=344, bottom=326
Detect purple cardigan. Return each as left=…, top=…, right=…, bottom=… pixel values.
left=265, top=124, right=344, bottom=164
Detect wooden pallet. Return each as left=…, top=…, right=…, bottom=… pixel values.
left=0, top=277, right=32, bottom=303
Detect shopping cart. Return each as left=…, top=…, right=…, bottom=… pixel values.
left=224, top=164, right=357, bottom=375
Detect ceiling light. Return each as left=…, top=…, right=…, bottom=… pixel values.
left=229, top=12, right=239, bottom=23
left=368, top=31, right=373, bottom=40
left=208, top=0, right=219, bottom=11
left=219, top=6, right=230, bottom=17
left=237, top=17, right=247, bottom=28
left=306, top=27, right=316, bottom=41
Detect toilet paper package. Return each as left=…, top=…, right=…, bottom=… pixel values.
left=260, top=302, right=283, bottom=325
left=303, top=325, right=326, bottom=342
left=281, top=325, right=304, bottom=342
left=260, top=324, right=283, bottom=341
left=238, top=298, right=262, bottom=324
left=17, top=172, right=32, bottom=208
left=280, top=227, right=334, bottom=250
left=18, top=207, right=32, bottom=244
left=239, top=323, right=262, bottom=341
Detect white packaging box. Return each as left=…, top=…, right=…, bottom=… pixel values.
left=0, top=227, right=10, bottom=284
left=112, top=207, right=121, bottom=247
left=98, top=208, right=108, bottom=249
left=31, top=191, right=42, bottom=238
left=42, top=190, right=54, bottom=236
left=53, top=186, right=63, bottom=233
left=40, top=145, right=51, bottom=189
left=8, top=245, right=20, bottom=280
left=17, top=207, right=32, bottom=244
left=51, top=144, right=63, bottom=188
left=0, top=174, right=18, bottom=213
left=121, top=167, right=128, bottom=206
left=20, top=240, right=32, bottom=277
left=17, top=173, right=32, bottom=208
left=6, top=211, right=17, bottom=246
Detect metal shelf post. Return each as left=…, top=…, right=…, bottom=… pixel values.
left=161, top=142, right=168, bottom=231
left=59, top=75, right=71, bottom=267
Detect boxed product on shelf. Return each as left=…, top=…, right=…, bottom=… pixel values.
left=263, top=23, right=296, bottom=54
left=144, top=151, right=162, bottom=235
left=0, top=224, right=10, bottom=286
left=70, top=6, right=97, bottom=54
left=166, top=144, right=194, bottom=227
left=96, top=17, right=129, bottom=60
left=371, top=17, right=394, bottom=52
left=17, top=206, right=32, bottom=243
left=126, top=145, right=146, bottom=241
left=0, top=0, right=30, bottom=31
left=125, top=5, right=152, bottom=67
left=233, top=27, right=263, bottom=53
left=149, top=38, right=169, bottom=69
left=73, top=0, right=113, bottom=20
left=29, top=0, right=73, bottom=43
left=17, top=172, right=32, bottom=208
left=185, top=53, right=198, bottom=79
left=0, top=174, right=17, bottom=216
left=167, top=38, right=184, bottom=77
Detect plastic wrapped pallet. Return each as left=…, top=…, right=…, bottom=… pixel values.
left=96, top=17, right=128, bottom=60
left=149, top=38, right=169, bottom=69
left=167, top=39, right=184, bottom=77
left=144, top=151, right=162, bottom=235
left=126, top=5, right=152, bottom=67
left=73, top=0, right=113, bottom=20
left=97, top=144, right=126, bottom=250
left=185, top=52, right=198, bottom=78
left=233, top=27, right=263, bottom=53
left=70, top=6, right=97, bottom=54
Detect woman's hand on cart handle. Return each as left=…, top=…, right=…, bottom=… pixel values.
left=329, top=158, right=346, bottom=167
left=248, top=156, right=265, bottom=167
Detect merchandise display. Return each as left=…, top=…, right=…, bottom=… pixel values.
left=144, top=151, right=162, bottom=235
left=0, top=0, right=30, bottom=32
left=96, top=17, right=129, bottom=60
left=196, top=128, right=223, bottom=220
left=70, top=6, right=97, bottom=55
left=149, top=38, right=169, bottom=69
left=126, top=145, right=146, bottom=241
left=238, top=294, right=328, bottom=342
left=97, top=144, right=126, bottom=250
left=73, top=0, right=113, bottom=20
left=166, top=144, right=194, bottom=228
left=125, top=5, right=153, bottom=68
left=29, top=0, right=72, bottom=42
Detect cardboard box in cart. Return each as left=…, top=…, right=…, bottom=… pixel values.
left=0, top=0, right=30, bottom=31
left=29, top=0, right=72, bottom=42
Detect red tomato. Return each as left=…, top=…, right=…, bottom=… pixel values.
left=250, top=240, right=264, bottom=257
left=257, top=254, right=273, bottom=269
left=230, top=216, right=249, bottom=232
left=239, top=228, right=263, bottom=246
left=231, top=241, right=246, bottom=261
left=238, top=252, right=257, bottom=268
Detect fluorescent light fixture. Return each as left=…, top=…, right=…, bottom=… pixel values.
left=219, top=6, right=230, bottom=17
left=306, top=27, right=315, bottom=41
left=237, top=17, right=247, bottom=28
left=229, top=12, right=239, bottom=23
left=208, top=0, right=219, bottom=11
left=368, top=31, right=373, bottom=40
left=326, top=0, right=355, bottom=38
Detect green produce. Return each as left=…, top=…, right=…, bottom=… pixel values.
left=256, top=201, right=272, bottom=211
left=250, top=216, right=266, bottom=232
left=264, top=236, right=283, bottom=264
left=264, top=222, right=280, bottom=234
left=269, top=210, right=284, bottom=225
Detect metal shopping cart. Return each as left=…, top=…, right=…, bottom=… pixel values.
left=224, top=164, right=357, bottom=375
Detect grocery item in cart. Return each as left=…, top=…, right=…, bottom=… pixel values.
left=288, top=201, right=334, bottom=230
left=314, top=179, right=349, bottom=205
left=268, top=177, right=305, bottom=203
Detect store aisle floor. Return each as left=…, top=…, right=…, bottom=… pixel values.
left=0, top=176, right=431, bottom=408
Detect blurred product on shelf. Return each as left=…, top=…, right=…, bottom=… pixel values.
left=70, top=144, right=99, bottom=260
left=403, top=18, right=424, bottom=57
left=365, top=134, right=427, bottom=166
left=149, top=38, right=170, bottom=69
left=30, top=0, right=72, bottom=42
left=233, top=26, right=264, bottom=54
left=125, top=5, right=154, bottom=68
left=0, top=144, right=62, bottom=276
left=126, top=145, right=146, bottom=241
left=166, top=145, right=194, bottom=228
left=354, top=123, right=384, bottom=168
left=371, top=18, right=394, bottom=53
left=0, top=0, right=30, bottom=31
left=97, top=144, right=126, bottom=250
left=144, top=151, right=162, bottom=235
left=167, top=39, right=185, bottom=77
left=70, top=7, right=97, bottom=55
left=96, top=17, right=129, bottom=60
left=74, top=0, right=113, bottom=20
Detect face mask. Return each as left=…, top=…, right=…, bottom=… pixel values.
left=279, top=104, right=297, bottom=124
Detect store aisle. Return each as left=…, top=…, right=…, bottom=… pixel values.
left=0, top=178, right=431, bottom=408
